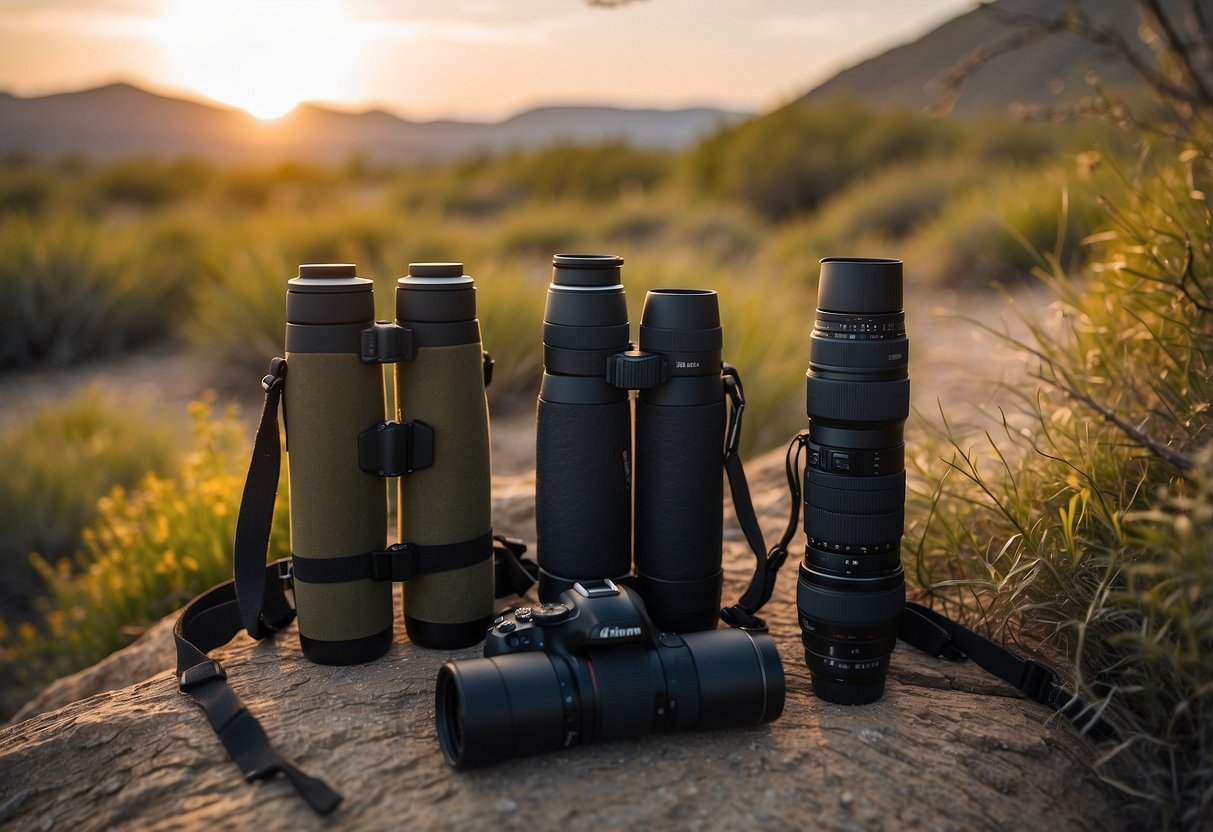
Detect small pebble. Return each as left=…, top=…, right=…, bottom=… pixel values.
left=495, top=799, right=518, bottom=813
left=839, top=791, right=854, bottom=809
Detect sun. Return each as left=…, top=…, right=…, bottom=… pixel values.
left=157, top=0, right=359, bottom=120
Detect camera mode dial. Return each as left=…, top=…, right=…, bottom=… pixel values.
left=529, top=602, right=574, bottom=625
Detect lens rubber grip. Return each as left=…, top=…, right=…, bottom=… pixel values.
left=633, top=397, right=725, bottom=631
left=804, top=503, right=905, bottom=548
left=535, top=396, right=632, bottom=597
left=797, top=577, right=905, bottom=627
left=806, top=375, right=910, bottom=423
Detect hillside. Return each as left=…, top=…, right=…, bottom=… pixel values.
left=0, top=83, right=745, bottom=162
left=802, top=0, right=1151, bottom=112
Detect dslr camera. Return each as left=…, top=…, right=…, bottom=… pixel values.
left=435, top=580, right=785, bottom=769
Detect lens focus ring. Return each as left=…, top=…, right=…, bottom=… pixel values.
left=810, top=335, right=908, bottom=370
left=806, top=375, right=910, bottom=422
left=797, top=577, right=905, bottom=627
left=804, top=504, right=904, bottom=548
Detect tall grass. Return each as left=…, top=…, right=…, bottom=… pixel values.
left=0, top=388, right=178, bottom=616
left=0, top=397, right=289, bottom=716
left=0, top=213, right=189, bottom=369
left=909, top=143, right=1212, bottom=829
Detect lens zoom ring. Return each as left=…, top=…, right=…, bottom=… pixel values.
left=675, top=653, right=701, bottom=727
left=806, top=480, right=905, bottom=514
left=810, top=335, right=908, bottom=370
left=797, top=579, right=905, bottom=627
left=806, top=376, right=910, bottom=422
left=591, top=646, right=655, bottom=743
left=805, top=505, right=904, bottom=547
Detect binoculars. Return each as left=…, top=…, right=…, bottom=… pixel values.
left=535, top=254, right=732, bottom=633
left=283, top=262, right=495, bottom=661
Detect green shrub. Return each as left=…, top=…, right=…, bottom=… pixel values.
left=909, top=144, right=1212, bottom=830
left=88, top=157, right=213, bottom=209
left=905, top=166, right=1100, bottom=287
left=187, top=245, right=290, bottom=383
left=0, top=213, right=187, bottom=369
left=683, top=98, right=960, bottom=220
left=0, top=388, right=178, bottom=618
left=0, top=398, right=287, bottom=716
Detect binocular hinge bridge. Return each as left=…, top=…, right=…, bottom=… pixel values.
left=358, top=419, right=434, bottom=477
left=360, top=322, right=413, bottom=363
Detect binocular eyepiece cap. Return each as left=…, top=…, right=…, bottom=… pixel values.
left=552, top=254, right=624, bottom=287
left=287, top=263, right=375, bottom=328
left=638, top=288, right=722, bottom=355
left=408, top=262, right=464, bottom=278
left=397, top=262, right=476, bottom=323
left=290, top=263, right=373, bottom=291
left=817, top=257, right=902, bottom=315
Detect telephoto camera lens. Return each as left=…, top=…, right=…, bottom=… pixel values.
left=797, top=257, right=908, bottom=705
left=535, top=255, right=633, bottom=599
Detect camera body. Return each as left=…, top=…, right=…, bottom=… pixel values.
left=485, top=579, right=652, bottom=661
left=436, top=580, right=785, bottom=769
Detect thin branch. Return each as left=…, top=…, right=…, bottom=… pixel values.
left=1137, top=0, right=1213, bottom=110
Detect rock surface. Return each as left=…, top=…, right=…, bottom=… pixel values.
left=0, top=451, right=1122, bottom=832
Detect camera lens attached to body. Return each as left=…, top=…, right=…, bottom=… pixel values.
left=435, top=583, right=784, bottom=769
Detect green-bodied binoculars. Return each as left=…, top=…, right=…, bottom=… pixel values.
left=283, top=262, right=494, bottom=661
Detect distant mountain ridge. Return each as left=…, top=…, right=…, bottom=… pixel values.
left=0, top=0, right=1180, bottom=162
left=0, top=82, right=747, bottom=163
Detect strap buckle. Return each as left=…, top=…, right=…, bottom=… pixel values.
left=719, top=605, right=768, bottom=633
left=179, top=659, right=227, bottom=691
left=1018, top=658, right=1057, bottom=703
left=261, top=357, right=287, bottom=392
left=722, top=364, right=745, bottom=460
left=370, top=543, right=415, bottom=582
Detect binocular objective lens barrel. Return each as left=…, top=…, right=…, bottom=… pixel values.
left=535, top=254, right=633, bottom=600
left=396, top=262, right=495, bottom=649
left=286, top=263, right=394, bottom=665
left=632, top=288, right=726, bottom=632
left=799, top=257, right=908, bottom=705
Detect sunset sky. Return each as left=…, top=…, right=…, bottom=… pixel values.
left=0, top=0, right=974, bottom=121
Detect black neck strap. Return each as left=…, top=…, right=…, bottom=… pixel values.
left=174, top=358, right=538, bottom=816
left=899, top=602, right=1118, bottom=741
left=717, top=367, right=805, bottom=631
